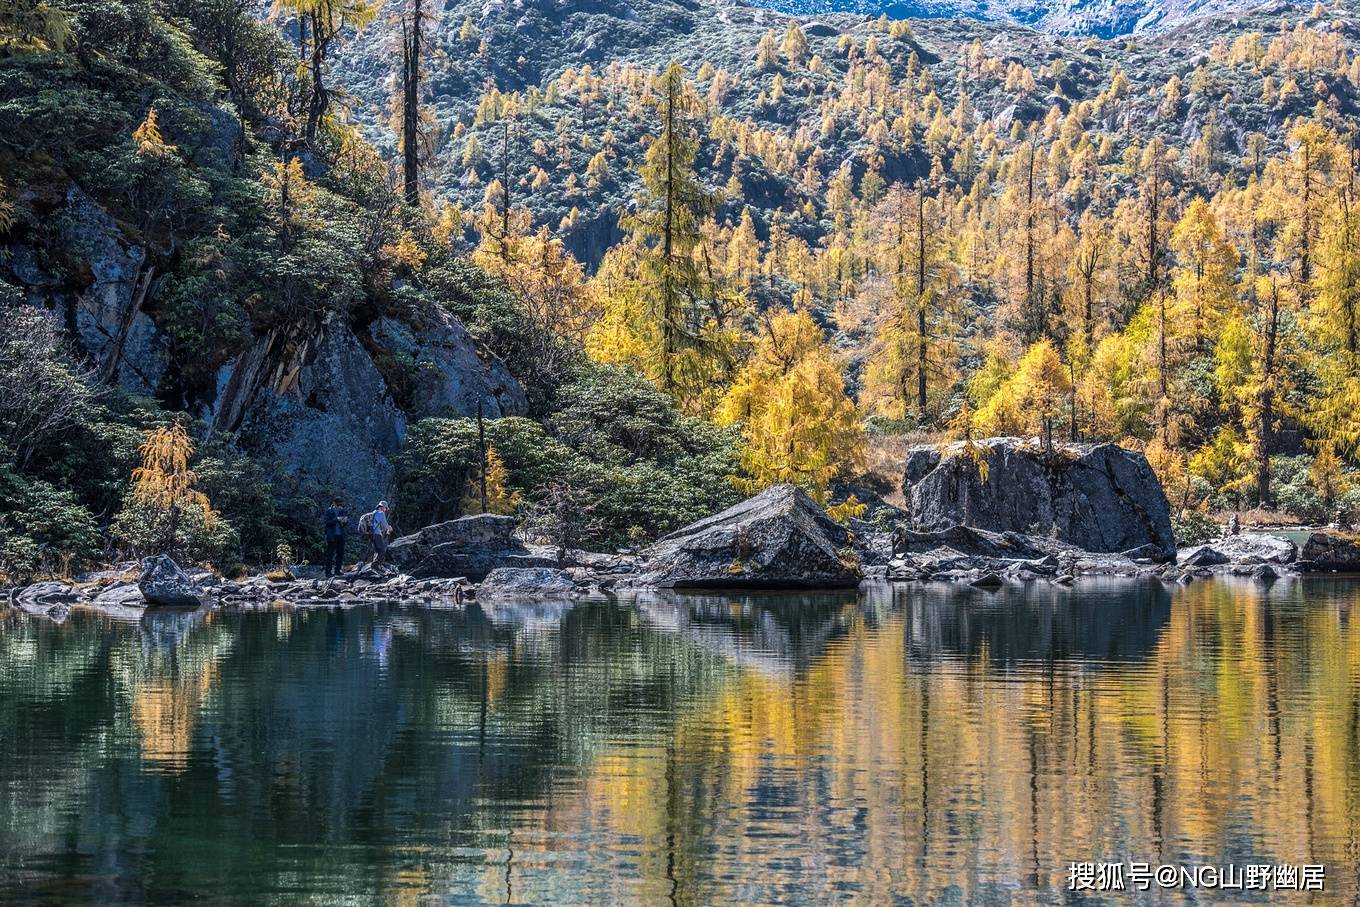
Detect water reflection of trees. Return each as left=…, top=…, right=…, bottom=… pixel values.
left=894, top=578, right=1173, bottom=664
left=1, top=579, right=1358, bottom=904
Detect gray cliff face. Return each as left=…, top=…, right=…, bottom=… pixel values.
left=62, top=188, right=169, bottom=395
left=8, top=187, right=169, bottom=395
left=369, top=307, right=527, bottom=418
left=208, top=308, right=526, bottom=506
left=638, top=483, right=861, bottom=589
left=231, top=315, right=408, bottom=509
left=902, top=438, right=1177, bottom=559
left=6, top=184, right=527, bottom=509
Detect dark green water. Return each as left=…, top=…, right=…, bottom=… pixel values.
left=1, top=577, right=1358, bottom=904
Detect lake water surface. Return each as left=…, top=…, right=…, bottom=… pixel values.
left=1, top=578, right=1358, bottom=904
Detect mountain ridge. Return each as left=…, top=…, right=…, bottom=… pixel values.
left=748, top=0, right=1272, bottom=37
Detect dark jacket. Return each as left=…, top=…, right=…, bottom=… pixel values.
left=324, top=506, right=348, bottom=540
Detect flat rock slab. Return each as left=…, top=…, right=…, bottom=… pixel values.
left=387, top=513, right=554, bottom=580
left=478, top=567, right=578, bottom=600
left=637, top=484, right=861, bottom=589
left=93, top=582, right=146, bottom=607
left=1178, top=533, right=1297, bottom=567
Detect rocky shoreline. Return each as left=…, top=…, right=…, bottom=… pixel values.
left=7, top=439, right=1360, bottom=624
left=7, top=526, right=1360, bottom=626
left=8, top=524, right=1359, bottom=626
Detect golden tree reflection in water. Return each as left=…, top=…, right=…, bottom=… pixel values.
left=503, top=580, right=1360, bottom=904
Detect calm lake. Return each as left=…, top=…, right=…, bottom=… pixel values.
left=1, top=578, right=1357, bottom=904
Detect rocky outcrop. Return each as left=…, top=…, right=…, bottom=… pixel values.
left=902, top=438, right=1176, bottom=560
left=208, top=307, right=526, bottom=509
left=386, top=513, right=555, bottom=580
left=1299, top=532, right=1360, bottom=570
left=636, top=484, right=860, bottom=589
left=477, top=567, right=579, bottom=600
left=231, top=314, right=407, bottom=508
left=138, top=556, right=204, bottom=608
left=3, top=188, right=168, bottom=394
left=62, top=188, right=169, bottom=394
left=370, top=307, right=527, bottom=418
left=1177, top=533, right=1297, bottom=567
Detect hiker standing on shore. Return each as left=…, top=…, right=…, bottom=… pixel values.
left=369, top=501, right=393, bottom=567
left=323, top=497, right=348, bottom=578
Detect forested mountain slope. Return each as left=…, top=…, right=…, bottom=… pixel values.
left=334, top=0, right=1360, bottom=529
left=339, top=0, right=1354, bottom=270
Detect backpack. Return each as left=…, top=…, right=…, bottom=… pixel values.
left=357, top=510, right=375, bottom=535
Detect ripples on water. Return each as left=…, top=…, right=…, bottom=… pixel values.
left=0, top=577, right=1358, bottom=904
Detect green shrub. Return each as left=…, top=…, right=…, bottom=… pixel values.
left=193, top=435, right=290, bottom=565
left=1172, top=509, right=1220, bottom=547
left=0, top=460, right=102, bottom=581
left=111, top=496, right=238, bottom=566
left=1271, top=455, right=1325, bottom=524
left=397, top=364, right=741, bottom=548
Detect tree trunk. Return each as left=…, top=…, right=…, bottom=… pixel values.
left=1069, top=361, right=1078, bottom=441
left=477, top=400, right=488, bottom=515
left=500, top=117, right=513, bottom=258
left=1024, top=143, right=1036, bottom=331
left=661, top=75, right=677, bottom=394
left=99, top=264, right=156, bottom=385
left=915, top=186, right=927, bottom=425
left=305, top=11, right=328, bottom=144
left=1157, top=288, right=1169, bottom=443
left=1256, top=283, right=1281, bottom=508
left=401, top=0, right=422, bottom=206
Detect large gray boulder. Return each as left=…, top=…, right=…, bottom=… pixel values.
left=137, top=556, right=204, bottom=608
left=637, top=484, right=861, bottom=589
left=902, top=438, right=1176, bottom=560
left=386, top=514, right=555, bottom=580
left=1299, top=532, right=1360, bottom=569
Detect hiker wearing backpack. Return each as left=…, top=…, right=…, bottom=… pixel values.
left=323, top=497, right=348, bottom=578
left=367, top=501, right=394, bottom=567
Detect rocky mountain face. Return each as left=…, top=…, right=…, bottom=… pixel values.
left=3, top=185, right=526, bottom=506
left=752, top=0, right=1267, bottom=36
